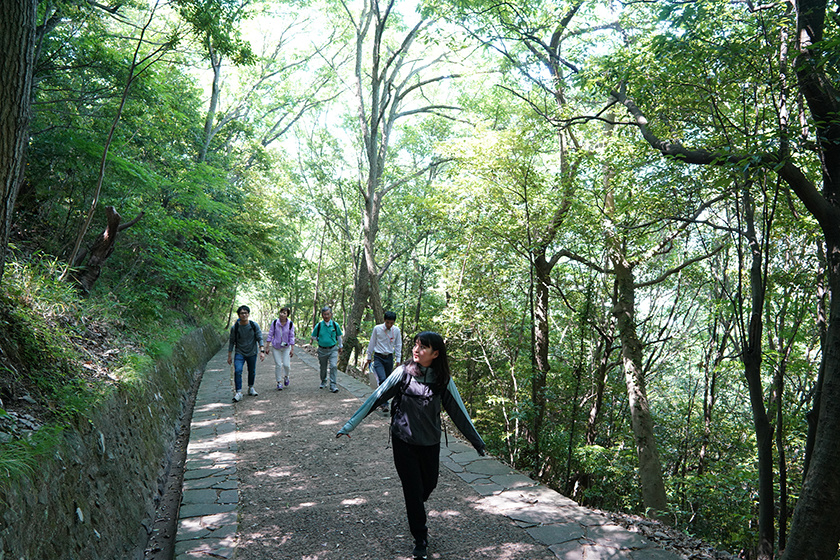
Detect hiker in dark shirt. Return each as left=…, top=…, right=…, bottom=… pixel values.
left=337, top=331, right=486, bottom=559
left=228, top=305, right=264, bottom=402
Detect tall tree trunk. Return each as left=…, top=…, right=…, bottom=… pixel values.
left=775, top=358, right=789, bottom=552
left=364, top=190, right=384, bottom=324
left=198, top=46, right=222, bottom=163
left=586, top=335, right=611, bottom=446
left=600, top=112, right=668, bottom=521
left=740, top=187, right=774, bottom=560
left=803, top=238, right=827, bottom=475
left=530, top=254, right=552, bottom=466
left=699, top=313, right=730, bottom=475
left=781, top=1, right=840, bottom=557
left=0, top=0, right=36, bottom=282
left=341, top=255, right=371, bottom=369
left=612, top=260, right=669, bottom=521
left=784, top=247, right=840, bottom=560
left=339, top=0, right=421, bottom=370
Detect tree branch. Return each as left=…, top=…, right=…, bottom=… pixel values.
left=637, top=245, right=724, bottom=289
left=610, top=88, right=838, bottom=231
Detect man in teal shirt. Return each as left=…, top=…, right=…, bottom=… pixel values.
left=310, top=306, right=343, bottom=392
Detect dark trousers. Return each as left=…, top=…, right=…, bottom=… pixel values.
left=372, top=352, right=394, bottom=385
left=392, top=436, right=440, bottom=545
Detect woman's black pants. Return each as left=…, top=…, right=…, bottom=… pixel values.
left=392, top=436, right=440, bottom=545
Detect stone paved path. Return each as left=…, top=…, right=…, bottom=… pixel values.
left=173, top=346, right=684, bottom=560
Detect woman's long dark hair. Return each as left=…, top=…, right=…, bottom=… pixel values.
left=404, top=331, right=451, bottom=394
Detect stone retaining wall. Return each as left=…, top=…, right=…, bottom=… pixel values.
left=0, top=325, right=223, bottom=560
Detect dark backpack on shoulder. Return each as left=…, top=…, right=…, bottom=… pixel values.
left=390, top=370, right=437, bottom=417
left=272, top=319, right=293, bottom=332
left=314, top=321, right=338, bottom=339
left=234, top=320, right=259, bottom=344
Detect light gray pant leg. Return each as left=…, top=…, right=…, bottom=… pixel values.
left=317, top=347, right=330, bottom=384
left=328, top=347, right=339, bottom=389
left=270, top=347, right=284, bottom=383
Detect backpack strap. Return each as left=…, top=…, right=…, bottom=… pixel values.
left=315, top=321, right=337, bottom=341
left=273, top=319, right=292, bottom=343
left=235, top=320, right=259, bottom=345
left=388, top=370, right=410, bottom=447
left=390, top=370, right=411, bottom=418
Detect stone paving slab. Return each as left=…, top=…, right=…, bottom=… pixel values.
left=174, top=354, right=240, bottom=560
left=174, top=347, right=685, bottom=560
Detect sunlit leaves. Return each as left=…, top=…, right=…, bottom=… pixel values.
left=173, top=0, right=256, bottom=64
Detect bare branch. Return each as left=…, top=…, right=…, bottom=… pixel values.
left=557, top=249, right=610, bottom=274
left=637, top=245, right=725, bottom=289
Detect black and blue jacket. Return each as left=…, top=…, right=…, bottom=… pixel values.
left=338, top=365, right=485, bottom=453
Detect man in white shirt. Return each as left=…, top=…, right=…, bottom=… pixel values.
left=365, top=311, right=402, bottom=412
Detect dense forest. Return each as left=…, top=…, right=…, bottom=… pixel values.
left=2, top=0, right=839, bottom=558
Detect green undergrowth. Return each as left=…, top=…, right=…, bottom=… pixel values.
left=0, top=253, right=200, bottom=485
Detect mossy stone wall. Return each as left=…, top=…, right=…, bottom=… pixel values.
left=0, top=325, right=222, bottom=560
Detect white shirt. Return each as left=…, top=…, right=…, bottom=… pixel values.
left=366, top=323, right=401, bottom=363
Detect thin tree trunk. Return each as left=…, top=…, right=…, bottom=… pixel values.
left=60, top=1, right=165, bottom=283
left=740, top=186, right=774, bottom=560
left=414, top=263, right=425, bottom=326
left=198, top=46, right=222, bottom=163
left=312, top=228, right=325, bottom=329
left=775, top=359, right=788, bottom=552
left=803, top=238, right=827, bottom=476
left=699, top=314, right=730, bottom=475
left=586, top=327, right=614, bottom=446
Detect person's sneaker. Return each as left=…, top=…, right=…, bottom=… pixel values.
left=330, top=387, right=339, bottom=393
left=284, top=376, right=290, bottom=387
left=233, top=391, right=242, bottom=402
left=276, top=382, right=283, bottom=391
left=248, top=386, right=258, bottom=396
left=412, top=540, right=427, bottom=559
left=319, top=383, right=326, bottom=389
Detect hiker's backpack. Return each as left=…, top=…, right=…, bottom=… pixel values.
left=271, top=319, right=293, bottom=340
left=390, top=369, right=438, bottom=417
left=233, top=320, right=259, bottom=345
left=314, top=320, right=338, bottom=339
left=272, top=318, right=293, bottom=331
left=389, top=368, right=448, bottom=446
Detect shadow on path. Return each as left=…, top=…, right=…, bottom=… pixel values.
left=174, top=347, right=683, bottom=560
